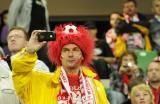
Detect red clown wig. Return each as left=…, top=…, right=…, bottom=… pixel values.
left=48, top=24, right=95, bottom=66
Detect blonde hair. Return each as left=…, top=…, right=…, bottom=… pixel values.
left=131, top=84, right=154, bottom=104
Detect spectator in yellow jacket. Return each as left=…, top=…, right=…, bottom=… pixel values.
left=11, top=24, right=110, bottom=104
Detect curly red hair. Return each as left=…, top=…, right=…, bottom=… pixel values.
left=48, top=24, right=94, bottom=66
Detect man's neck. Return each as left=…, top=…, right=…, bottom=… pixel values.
left=150, top=81, right=160, bottom=89
left=63, top=66, right=80, bottom=75
left=11, top=51, right=18, bottom=56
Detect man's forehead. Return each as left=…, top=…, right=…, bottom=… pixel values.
left=148, top=62, right=160, bottom=69
left=62, top=44, right=80, bottom=49
left=8, top=30, right=25, bottom=36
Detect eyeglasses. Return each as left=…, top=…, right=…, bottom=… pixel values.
left=7, top=34, right=24, bottom=40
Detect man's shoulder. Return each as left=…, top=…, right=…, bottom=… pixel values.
left=82, top=66, right=97, bottom=78
left=149, top=17, right=158, bottom=23
left=0, top=60, right=11, bottom=78
left=137, top=13, right=148, bottom=21
left=34, top=59, right=50, bottom=72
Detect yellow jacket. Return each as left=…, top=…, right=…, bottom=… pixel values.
left=11, top=49, right=110, bottom=104
left=114, top=24, right=152, bottom=58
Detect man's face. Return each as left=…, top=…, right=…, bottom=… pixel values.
left=147, top=62, right=160, bottom=83
left=123, top=1, right=137, bottom=16
left=7, top=30, right=28, bottom=55
left=121, top=54, right=135, bottom=66
left=153, top=1, right=160, bottom=16
left=60, top=44, right=84, bottom=69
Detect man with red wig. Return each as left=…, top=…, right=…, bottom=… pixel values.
left=11, top=24, right=110, bottom=104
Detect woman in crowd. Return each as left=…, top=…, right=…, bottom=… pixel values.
left=131, top=84, right=154, bottom=104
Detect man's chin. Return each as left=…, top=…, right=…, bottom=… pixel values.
left=67, top=64, right=79, bottom=70
left=67, top=66, right=76, bottom=70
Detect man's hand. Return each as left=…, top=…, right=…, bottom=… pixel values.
left=26, top=30, right=47, bottom=54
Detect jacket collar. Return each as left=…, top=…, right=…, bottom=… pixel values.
left=51, top=66, right=96, bottom=84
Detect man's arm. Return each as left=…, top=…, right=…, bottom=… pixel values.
left=11, top=49, right=37, bottom=95
left=11, top=30, right=46, bottom=97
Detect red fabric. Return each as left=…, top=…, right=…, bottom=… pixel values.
left=122, top=74, right=129, bottom=85
left=150, top=86, right=160, bottom=104
left=67, top=74, right=80, bottom=86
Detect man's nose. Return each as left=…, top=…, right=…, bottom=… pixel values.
left=10, top=36, right=16, bottom=41
left=68, top=51, right=74, bottom=56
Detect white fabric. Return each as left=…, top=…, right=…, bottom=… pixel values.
left=0, top=60, right=20, bottom=104
left=34, top=60, right=50, bottom=72
left=59, top=67, right=96, bottom=104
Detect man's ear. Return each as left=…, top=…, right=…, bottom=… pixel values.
left=81, top=56, right=84, bottom=60
left=151, top=8, right=155, bottom=14
left=60, top=55, right=62, bottom=61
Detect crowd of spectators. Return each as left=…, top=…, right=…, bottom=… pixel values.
left=0, top=0, right=160, bottom=104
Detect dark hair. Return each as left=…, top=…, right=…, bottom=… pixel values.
left=8, top=27, right=29, bottom=41
left=120, top=51, right=137, bottom=65
left=128, top=78, right=146, bottom=93
left=123, top=0, right=137, bottom=7
left=84, top=21, right=97, bottom=29
left=0, top=10, right=8, bottom=32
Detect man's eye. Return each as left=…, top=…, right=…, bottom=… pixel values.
left=62, top=49, right=69, bottom=52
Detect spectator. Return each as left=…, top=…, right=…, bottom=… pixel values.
left=85, top=21, right=115, bottom=79
left=105, top=12, right=122, bottom=55
left=0, top=56, right=20, bottom=104
left=149, top=0, right=160, bottom=52
left=130, top=84, right=154, bottom=104
left=122, top=0, right=148, bottom=25
left=123, top=77, right=146, bottom=104
left=7, top=0, right=51, bottom=70
left=114, top=0, right=152, bottom=57
left=108, top=51, right=144, bottom=104
left=0, top=27, right=50, bottom=104
left=11, top=24, right=110, bottom=103
left=0, top=10, right=9, bottom=55
left=7, top=27, right=49, bottom=72
left=7, top=0, right=50, bottom=36
left=147, top=56, right=160, bottom=104
left=111, top=51, right=144, bottom=92
left=0, top=39, right=19, bottom=104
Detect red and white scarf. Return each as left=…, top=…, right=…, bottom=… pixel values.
left=59, top=67, right=96, bottom=104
